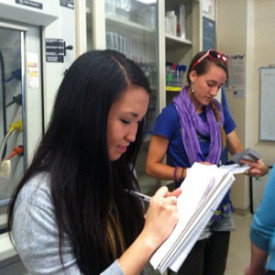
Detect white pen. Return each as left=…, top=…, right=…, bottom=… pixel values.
left=125, top=189, right=151, bottom=202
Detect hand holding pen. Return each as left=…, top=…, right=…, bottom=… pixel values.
left=125, top=189, right=151, bottom=202
left=118, top=186, right=182, bottom=273
left=137, top=186, right=182, bottom=248
left=125, top=188, right=182, bottom=203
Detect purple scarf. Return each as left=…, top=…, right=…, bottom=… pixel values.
left=173, top=86, right=224, bottom=165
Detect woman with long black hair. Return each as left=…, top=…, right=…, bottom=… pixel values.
left=8, top=50, right=181, bottom=275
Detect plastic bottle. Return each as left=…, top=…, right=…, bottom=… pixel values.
left=176, top=4, right=186, bottom=39
left=166, top=62, right=173, bottom=86
left=105, top=0, right=115, bottom=15
left=171, top=63, right=177, bottom=86
left=165, top=11, right=177, bottom=36
left=179, top=65, right=187, bottom=86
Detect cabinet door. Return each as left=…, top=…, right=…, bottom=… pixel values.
left=0, top=24, right=26, bottom=221
left=164, top=0, right=201, bottom=104
left=0, top=22, right=43, bottom=231
left=87, top=0, right=160, bottom=195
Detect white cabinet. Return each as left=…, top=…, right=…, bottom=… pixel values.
left=83, top=0, right=202, bottom=194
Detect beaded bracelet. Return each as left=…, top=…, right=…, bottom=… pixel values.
left=180, top=167, right=185, bottom=179
left=173, top=166, right=179, bottom=182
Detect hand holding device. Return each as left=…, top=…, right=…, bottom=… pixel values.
left=231, top=148, right=261, bottom=165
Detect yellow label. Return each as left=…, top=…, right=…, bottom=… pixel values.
left=166, top=86, right=181, bottom=92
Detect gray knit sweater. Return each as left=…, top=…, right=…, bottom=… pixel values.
left=12, top=173, right=123, bottom=275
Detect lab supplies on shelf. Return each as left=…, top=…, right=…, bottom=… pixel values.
left=166, top=62, right=187, bottom=87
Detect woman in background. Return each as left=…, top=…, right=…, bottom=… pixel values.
left=8, top=50, right=181, bottom=275
left=145, top=49, right=268, bottom=275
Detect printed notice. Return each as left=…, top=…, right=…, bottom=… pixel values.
left=45, top=38, right=64, bottom=63
left=15, top=0, right=43, bottom=9
left=228, top=55, right=245, bottom=90
left=60, top=0, right=74, bottom=9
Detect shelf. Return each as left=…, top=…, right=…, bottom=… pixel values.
left=166, top=86, right=182, bottom=92
left=165, top=34, right=192, bottom=46
left=86, top=8, right=155, bottom=38
left=106, top=15, right=155, bottom=34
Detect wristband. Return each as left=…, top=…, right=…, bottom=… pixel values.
left=173, top=166, right=179, bottom=182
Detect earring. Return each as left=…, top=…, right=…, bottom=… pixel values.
left=191, top=83, right=195, bottom=93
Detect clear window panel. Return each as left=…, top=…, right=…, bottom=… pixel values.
left=0, top=26, right=25, bottom=230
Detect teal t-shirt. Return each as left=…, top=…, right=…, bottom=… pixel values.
left=250, top=163, right=275, bottom=271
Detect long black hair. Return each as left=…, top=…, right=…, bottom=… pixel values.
left=8, top=50, right=151, bottom=274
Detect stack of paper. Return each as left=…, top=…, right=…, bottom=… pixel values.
left=150, top=163, right=235, bottom=273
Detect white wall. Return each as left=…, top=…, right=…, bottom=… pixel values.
left=216, top=0, right=275, bottom=211
left=253, top=0, right=275, bottom=164
left=216, top=0, right=249, bottom=211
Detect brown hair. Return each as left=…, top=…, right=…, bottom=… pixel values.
left=186, top=51, right=228, bottom=85
left=210, top=100, right=227, bottom=148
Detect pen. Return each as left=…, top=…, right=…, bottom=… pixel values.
left=125, top=189, right=151, bottom=202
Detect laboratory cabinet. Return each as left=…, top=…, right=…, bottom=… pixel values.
left=0, top=1, right=76, bottom=273
left=84, top=0, right=203, bottom=194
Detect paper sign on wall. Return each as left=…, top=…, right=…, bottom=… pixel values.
left=27, top=52, right=39, bottom=88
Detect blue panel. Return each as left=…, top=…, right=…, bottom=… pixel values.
left=203, top=16, right=216, bottom=50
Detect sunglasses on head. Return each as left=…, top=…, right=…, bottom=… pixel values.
left=191, top=49, right=228, bottom=70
